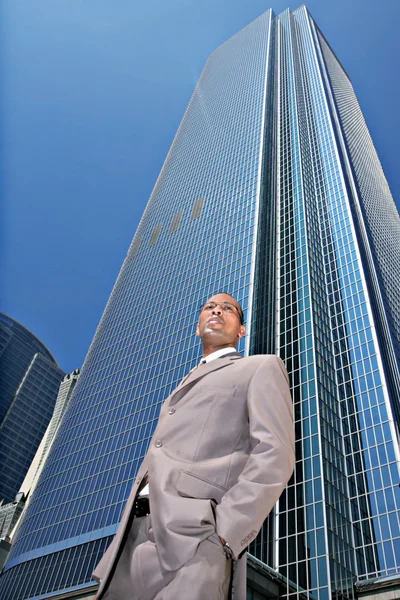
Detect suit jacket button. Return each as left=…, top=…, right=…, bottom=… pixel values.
left=168, top=408, right=176, bottom=415
left=155, top=440, right=162, bottom=448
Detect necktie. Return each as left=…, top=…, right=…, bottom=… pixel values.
left=179, top=359, right=206, bottom=387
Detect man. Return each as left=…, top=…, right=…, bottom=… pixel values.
left=93, top=292, right=295, bottom=600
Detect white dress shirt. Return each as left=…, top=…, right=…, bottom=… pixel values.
left=200, top=347, right=237, bottom=363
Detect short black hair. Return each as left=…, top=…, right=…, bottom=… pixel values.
left=200, top=292, right=244, bottom=325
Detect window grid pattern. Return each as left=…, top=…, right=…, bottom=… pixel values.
left=127, top=238, right=141, bottom=260
left=168, top=211, right=183, bottom=234
left=318, top=30, right=400, bottom=375
left=0, top=353, right=64, bottom=505
left=0, top=538, right=112, bottom=600
left=191, top=197, right=205, bottom=221
left=311, top=17, right=400, bottom=581
left=149, top=224, right=163, bottom=246
left=248, top=13, right=276, bottom=567
left=317, top=27, right=400, bottom=425
left=274, top=11, right=330, bottom=600
left=272, top=6, right=400, bottom=600
left=3, top=11, right=273, bottom=598
left=0, top=495, right=25, bottom=539
left=0, top=314, right=64, bottom=505
left=292, top=9, right=362, bottom=597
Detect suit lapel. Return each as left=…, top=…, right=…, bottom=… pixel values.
left=169, top=353, right=242, bottom=406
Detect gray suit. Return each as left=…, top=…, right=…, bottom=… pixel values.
left=93, top=353, right=295, bottom=599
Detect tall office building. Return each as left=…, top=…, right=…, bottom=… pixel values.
left=0, top=370, right=79, bottom=573
left=0, top=493, right=26, bottom=571
left=0, top=313, right=64, bottom=505
left=27, top=369, right=81, bottom=498
left=0, top=493, right=26, bottom=542
left=5, top=369, right=81, bottom=537
left=1, top=6, right=399, bottom=600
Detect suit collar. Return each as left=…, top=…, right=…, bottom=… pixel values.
left=169, top=353, right=242, bottom=406
left=217, top=351, right=242, bottom=360
left=201, top=347, right=237, bottom=363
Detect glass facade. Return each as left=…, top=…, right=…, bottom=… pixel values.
left=1, top=6, right=399, bottom=600
left=0, top=492, right=26, bottom=540
left=10, top=369, right=82, bottom=539
left=0, top=313, right=64, bottom=505
left=35, top=369, right=81, bottom=481
left=255, top=10, right=400, bottom=598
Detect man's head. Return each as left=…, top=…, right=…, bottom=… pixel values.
left=196, top=293, right=245, bottom=355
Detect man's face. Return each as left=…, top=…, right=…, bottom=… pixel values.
left=196, top=293, right=245, bottom=347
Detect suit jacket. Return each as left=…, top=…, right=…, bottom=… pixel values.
left=93, top=353, right=295, bottom=597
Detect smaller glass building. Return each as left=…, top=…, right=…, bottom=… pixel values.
left=0, top=313, right=64, bottom=504
left=0, top=492, right=26, bottom=540
left=19, top=369, right=81, bottom=510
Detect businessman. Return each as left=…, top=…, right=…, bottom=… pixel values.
left=93, top=292, right=295, bottom=600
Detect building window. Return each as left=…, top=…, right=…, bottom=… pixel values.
left=169, top=212, right=183, bottom=234
left=127, top=238, right=141, bottom=260
left=191, top=198, right=205, bottom=221
left=149, top=225, right=162, bottom=246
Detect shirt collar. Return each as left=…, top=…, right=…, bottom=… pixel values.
left=200, top=347, right=237, bottom=364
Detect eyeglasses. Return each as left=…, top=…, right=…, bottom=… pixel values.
left=200, top=302, right=244, bottom=324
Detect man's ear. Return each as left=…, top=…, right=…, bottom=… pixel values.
left=238, top=325, right=246, bottom=339
left=196, top=322, right=200, bottom=337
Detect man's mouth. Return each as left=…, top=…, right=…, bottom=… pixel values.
left=207, top=316, right=223, bottom=325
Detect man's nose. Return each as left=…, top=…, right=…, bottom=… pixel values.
left=212, top=305, right=222, bottom=315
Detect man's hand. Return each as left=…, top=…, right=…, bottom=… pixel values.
left=218, top=536, right=234, bottom=559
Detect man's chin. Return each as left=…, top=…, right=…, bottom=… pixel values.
left=203, top=326, right=224, bottom=335
left=201, top=330, right=229, bottom=343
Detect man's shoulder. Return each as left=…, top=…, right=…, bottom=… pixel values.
left=238, top=354, right=289, bottom=386
left=239, top=354, right=282, bottom=366
left=233, top=354, right=284, bottom=374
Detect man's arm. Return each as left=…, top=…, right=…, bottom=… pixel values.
left=215, top=356, right=295, bottom=559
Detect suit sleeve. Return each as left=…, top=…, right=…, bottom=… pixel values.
left=215, top=356, right=295, bottom=559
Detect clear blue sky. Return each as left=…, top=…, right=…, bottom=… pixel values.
left=1, top=0, right=399, bottom=372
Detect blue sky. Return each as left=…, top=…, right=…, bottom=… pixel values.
left=1, top=0, right=399, bottom=372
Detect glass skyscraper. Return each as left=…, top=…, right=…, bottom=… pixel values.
left=30, top=369, right=81, bottom=493
left=1, top=6, right=399, bottom=600
left=8, top=369, right=82, bottom=533
left=0, top=313, right=64, bottom=505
